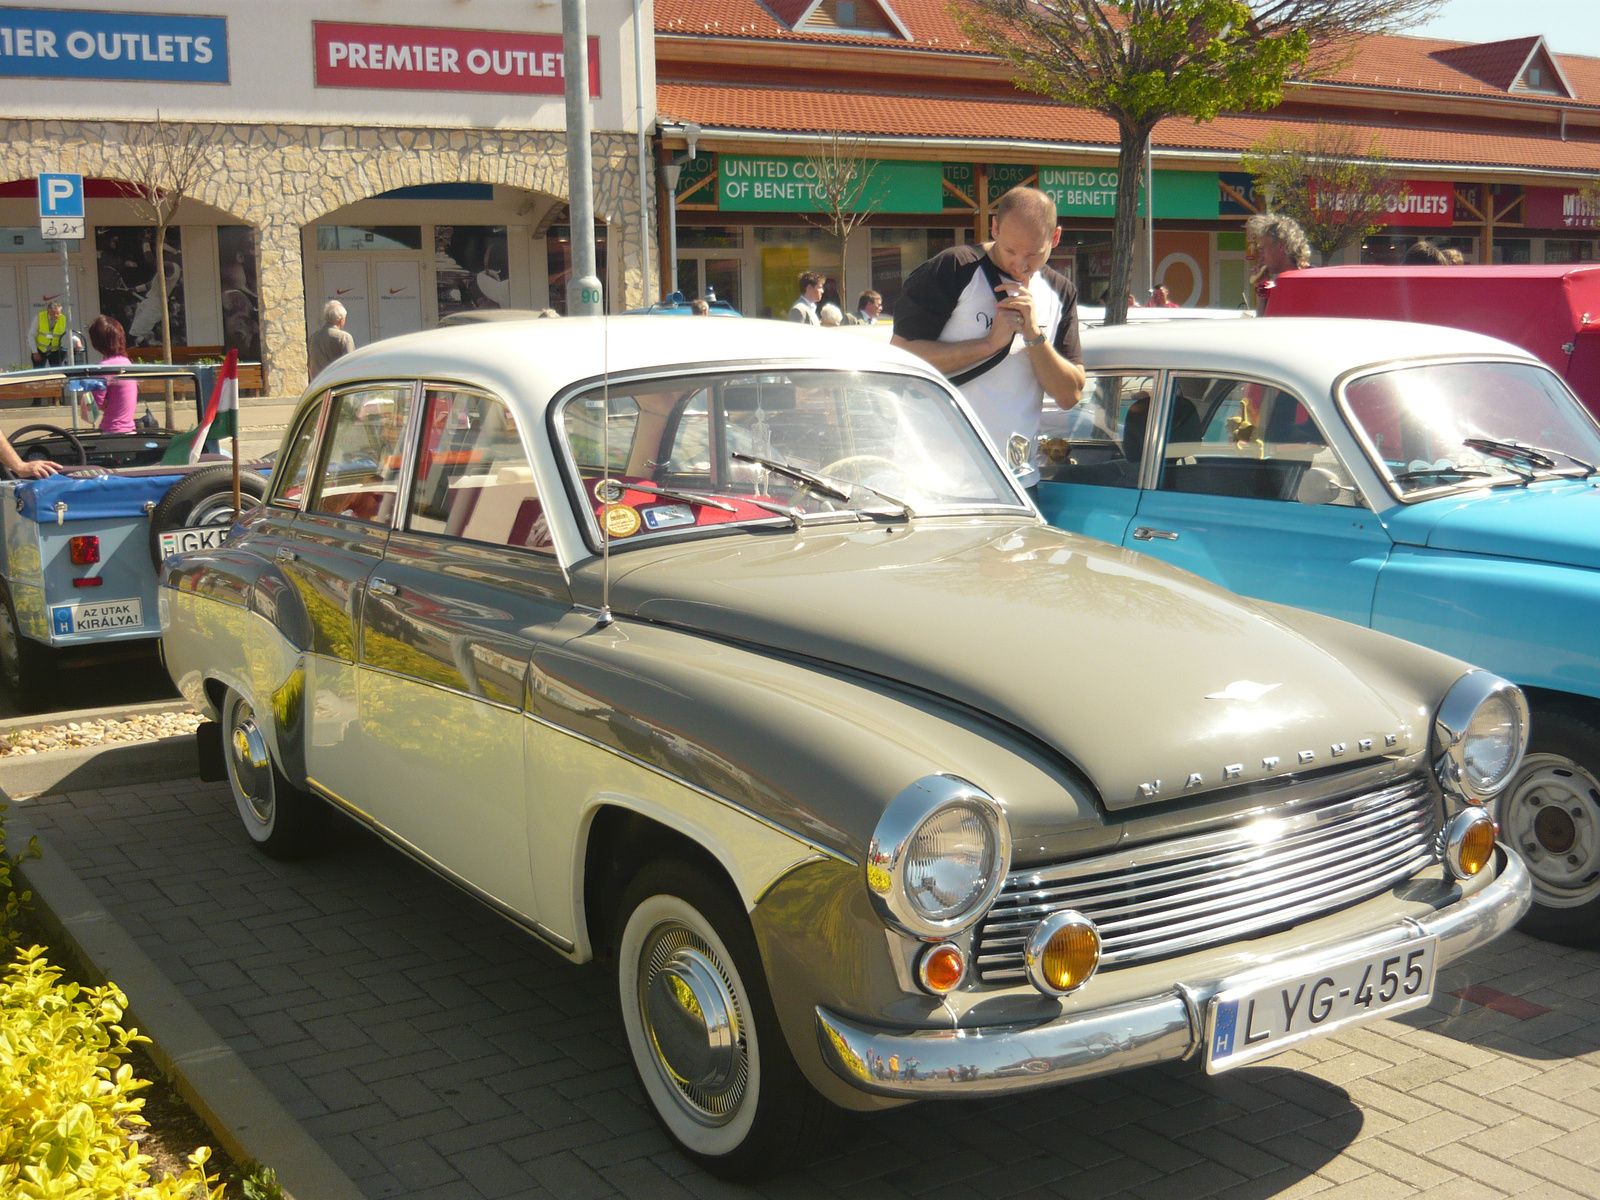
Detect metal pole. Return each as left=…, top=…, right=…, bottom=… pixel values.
left=60, top=237, right=78, bottom=428
left=562, top=0, right=603, bottom=315
left=666, top=168, right=680, bottom=295
left=632, top=0, right=652, bottom=307
left=1143, top=136, right=1154, bottom=302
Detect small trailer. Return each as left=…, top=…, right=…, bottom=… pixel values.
left=0, top=363, right=266, bottom=708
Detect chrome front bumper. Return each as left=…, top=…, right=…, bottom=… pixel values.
left=815, top=848, right=1530, bottom=1098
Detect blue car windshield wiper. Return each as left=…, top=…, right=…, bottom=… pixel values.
left=1463, top=437, right=1598, bottom=478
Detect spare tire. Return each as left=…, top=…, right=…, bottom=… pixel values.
left=149, top=465, right=269, bottom=567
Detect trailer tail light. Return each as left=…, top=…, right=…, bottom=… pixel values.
left=69, top=536, right=100, bottom=565
left=72, top=577, right=104, bottom=588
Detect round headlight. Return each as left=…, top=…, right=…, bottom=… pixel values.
left=1433, top=672, right=1529, bottom=802
left=867, top=776, right=1012, bottom=939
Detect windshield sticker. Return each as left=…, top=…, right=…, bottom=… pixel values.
left=602, top=503, right=642, bottom=538
left=642, top=504, right=695, bottom=531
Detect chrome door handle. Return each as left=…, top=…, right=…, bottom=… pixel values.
left=1132, top=527, right=1179, bottom=542
left=368, top=578, right=398, bottom=596
left=275, top=547, right=299, bottom=562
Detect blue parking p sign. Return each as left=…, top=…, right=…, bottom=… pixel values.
left=38, top=173, right=83, bottom=239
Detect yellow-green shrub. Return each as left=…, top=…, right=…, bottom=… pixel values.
left=0, top=802, right=37, bottom=952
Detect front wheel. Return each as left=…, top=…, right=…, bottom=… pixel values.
left=1500, top=708, right=1600, bottom=947
left=615, top=861, right=837, bottom=1181
left=222, top=690, right=323, bottom=860
left=0, top=581, right=53, bottom=711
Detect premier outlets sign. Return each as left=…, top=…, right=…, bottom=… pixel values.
left=313, top=22, right=599, bottom=96
left=0, top=7, right=227, bottom=83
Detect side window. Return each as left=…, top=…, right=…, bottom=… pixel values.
left=1037, top=373, right=1156, bottom=489
left=270, top=399, right=324, bottom=509
left=309, top=385, right=415, bottom=524
left=408, top=387, right=554, bottom=554
left=1159, top=376, right=1362, bottom=507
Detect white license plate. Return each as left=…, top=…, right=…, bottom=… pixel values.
left=1205, top=937, right=1437, bottom=1073
left=50, top=597, right=144, bottom=636
left=158, top=526, right=229, bottom=559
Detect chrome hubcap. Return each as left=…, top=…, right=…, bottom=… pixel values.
left=1501, top=753, right=1600, bottom=906
left=637, top=922, right=747, bottom=1126
left=228, top=706, right=274, bottom=825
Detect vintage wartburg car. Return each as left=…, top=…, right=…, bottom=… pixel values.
left=161, top=318, right=1530, bottom=1179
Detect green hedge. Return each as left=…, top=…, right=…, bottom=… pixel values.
left=0, top=804, right=221, bottom=1199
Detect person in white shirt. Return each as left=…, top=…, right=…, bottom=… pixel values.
left=892, top=186, right=1085, bottom=457
left=857, top=290, right=883, bottom=324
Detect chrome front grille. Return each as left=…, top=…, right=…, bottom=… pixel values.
left=974, top=778, right=1438, bottom=983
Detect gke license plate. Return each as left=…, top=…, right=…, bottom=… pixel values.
left=158, top=526, right=228, bottom=559
left=1205, top=937, right=1437, bottom=1074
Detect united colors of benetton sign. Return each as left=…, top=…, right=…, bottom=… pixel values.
left=313, top=22, right=599, bottom=96
left=0, top=7, right=227, bottom=82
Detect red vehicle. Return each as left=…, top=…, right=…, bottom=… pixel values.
left=1266, top=264, right=1600, bottom=418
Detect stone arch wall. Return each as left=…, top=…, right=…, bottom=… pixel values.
left=1, top=119, right=652, bottom=392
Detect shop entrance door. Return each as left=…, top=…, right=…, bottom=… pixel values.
left=374, top=261, right=422, bottom=340
left=676, top=256, right=745, bottom=314
left=321, top=261, right=371, bottom=348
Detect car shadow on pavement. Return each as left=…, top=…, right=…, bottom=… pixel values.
left=23, top=780, right=1363, bottom=1200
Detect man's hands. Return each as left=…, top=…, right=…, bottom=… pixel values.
left=13, top=459, right=60, bottom=480
left=994, top=279, right=1042, bottom=342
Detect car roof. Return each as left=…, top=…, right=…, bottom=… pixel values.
left=1079, top=317, right=1538, bottom=383
left=310, top=315, right=943, bottom=404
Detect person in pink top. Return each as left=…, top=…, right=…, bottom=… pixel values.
left=84, top=315, right=138, bottom=433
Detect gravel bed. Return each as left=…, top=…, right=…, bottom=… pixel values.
left=1, top=710, right=201, bottom=756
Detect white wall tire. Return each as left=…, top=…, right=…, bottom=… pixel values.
left=614, top=861, right=837, bottom=1180
left=222, top=688, right=321, bottom=860
left=1503, top=709, right=1600, bottom=948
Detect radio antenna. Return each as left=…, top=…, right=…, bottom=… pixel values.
left=596, top=310, right=615, bottom=627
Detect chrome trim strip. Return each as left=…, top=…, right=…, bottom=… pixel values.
left=307, top=776, right=576, bottom=954
left=520, top=708, right=856, bottom=867
left=357, top=661, right=523, bottom=714
left=815, top=850, right=1530, bottom=1098
left=389, top=379, right=426, bottom=532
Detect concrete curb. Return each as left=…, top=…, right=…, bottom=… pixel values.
left=2, top=760, right=367, bottom=1200
left=0, top=734, right=199, bottom=798
left=0, top=698, right=196, bottom=739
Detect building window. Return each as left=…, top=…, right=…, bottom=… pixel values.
left=546, top=223, right=608, bottom=314
left=869, top=228, right=961, bottom=316
left=1545, top=240, right=1596, bottom=264
left=755, top=226, right=839, bottom=320
left=679, top=226, right=745, bottom=250
left=315, top=226, right=424, bottom=252
left=1359, top=235, right=1479, bottom=264
left=436, top=226, right=510, bottom=320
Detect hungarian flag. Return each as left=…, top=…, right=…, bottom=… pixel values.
left=162, top=350, right=239, bottom=465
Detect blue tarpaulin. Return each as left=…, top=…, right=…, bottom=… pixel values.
left=14, top=473, right=186, bottom=524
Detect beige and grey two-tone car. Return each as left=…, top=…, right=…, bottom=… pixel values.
left=161, top=317, right=1531, bottom=1180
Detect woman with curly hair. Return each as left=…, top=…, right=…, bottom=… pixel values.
left=1245, top=213, right=1311, bottom=314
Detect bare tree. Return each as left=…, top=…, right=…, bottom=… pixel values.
left=1242, top=124, right=1408, bottom=263
left=121, top=118, right=216, bottom=426
left=801, top=132, right=886, bottom=310
left=956, top=0, right=1441, bottom=324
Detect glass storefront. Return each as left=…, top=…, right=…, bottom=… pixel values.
left=1546, top=239, right=1597, bottom=263
left=1360, top=234, right=1479, bottom=264
left=754, top=226, right=839, bottom=320
left=676, top=225, right=744, bottom=312
left=546, top=222, right=609, bottom=315
left=870, top=228, right=961, bottom=316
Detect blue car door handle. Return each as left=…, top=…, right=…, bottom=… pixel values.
left=1132, top=527, right=1179, bottom=541
left=275, top=547, right=298, bottom=562
left=369, top=578, right=398, bottom=596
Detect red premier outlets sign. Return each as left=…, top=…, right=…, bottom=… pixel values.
left=1311, top=180, right=1455, bottom=228
left=313, top=22, right=599, bottom=96
left=1525, top=187, right=1600, bottom=231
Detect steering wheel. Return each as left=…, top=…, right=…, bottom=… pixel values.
left=820, top=455, right=916, bottom=494
left=4, top=424, right=88, bottom=478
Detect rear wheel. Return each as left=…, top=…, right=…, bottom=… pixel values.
left=615, top=860, right=837, bottom=1181
left=1500, top=708, right=1600, bottom=948
left=222, top=689, right=322, bottom=859
left=0, top=581, right=52, bottom=711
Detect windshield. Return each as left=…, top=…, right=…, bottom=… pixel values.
left=556, top=368, right=1023, bottom=544
left=1341, top=361, right=1600, bottom=497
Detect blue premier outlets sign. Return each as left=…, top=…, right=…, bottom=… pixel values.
left=0, top=7, right=228, bottom=83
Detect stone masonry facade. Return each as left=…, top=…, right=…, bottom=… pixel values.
left=1, top=119, right=654, bottom=393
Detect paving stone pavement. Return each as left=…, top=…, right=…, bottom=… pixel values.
left=16, top=774, right=1600, bottom=1200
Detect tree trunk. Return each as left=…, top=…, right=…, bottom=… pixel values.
left=155, top=222, right=175, bottom=429
left=1104, top=122, right=1153, bottom=327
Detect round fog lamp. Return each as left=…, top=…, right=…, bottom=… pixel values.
left=1025, top=911, right=1100, bottom=996
left=916, top=943, right=966, bottom=995
left=1445, top=809, right=1497, bottom=880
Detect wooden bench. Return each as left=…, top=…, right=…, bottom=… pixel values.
left=122, top=347, right=264, bottom=395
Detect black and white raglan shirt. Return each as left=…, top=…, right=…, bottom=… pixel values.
left=892, top=245, right=1082, bottom=452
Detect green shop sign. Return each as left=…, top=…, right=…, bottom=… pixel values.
left=1039, top=167, right=1220, bottom=219
left=719, top=155, right=944, bottom=213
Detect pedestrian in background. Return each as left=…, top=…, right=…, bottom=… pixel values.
left=1245, top=213, right=1311, bottom=314
left=1147, top=286, right=1179, bottom=308
left=79, top=315, right=138, bottom=433
left=1403, top=240, right=1450, bottom=265
left=788, top=272, right=823, bottom=325
left=690, top=299, right=710, bottom=315
left=857, top=290, right=883, bottom=324
left=32, top=299, right=67, bottom=368
left=308, top=300, right=356, bottom=380
left=819, top=304, right=844, bottom=327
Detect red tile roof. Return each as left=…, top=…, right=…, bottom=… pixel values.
left=657, top=81, right=1600, bottom=175
left=655, top=0, right=979, bottom=50
left=1430, top=36, right=1542, bottom=91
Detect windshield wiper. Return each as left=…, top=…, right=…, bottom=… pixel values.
left=732, top=451, right=919, bottom=519
left=1464, top=437, right=1598, bottom=478
left=1390, top=466, right=1496, bottom=486
left=598, top=478, right=807, bottom=530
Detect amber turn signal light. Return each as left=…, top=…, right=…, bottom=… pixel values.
left=916, top=943, right=966, bottom=994
left=1445, top=809, right=1497, bottom=880
left=1025, top=911, right=1100, bottom=996
left=69, top=535, right=100, bottom=566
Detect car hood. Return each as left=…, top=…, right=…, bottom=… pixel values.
left=609, top=521, right=1419, bottom=810
left=1385, top=480, right=1600, bottom=570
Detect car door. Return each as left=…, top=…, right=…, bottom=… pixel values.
left=356, top=384, right=571, bottom=919
left=1123, top=373, right=1391, bottom=626
left=1033, top=372, right=1159, bottom=546
left=278, top=381, right=416, bottom=805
